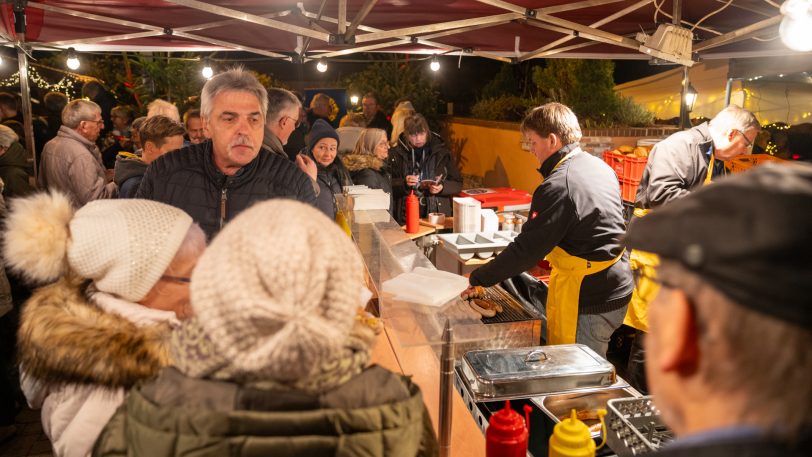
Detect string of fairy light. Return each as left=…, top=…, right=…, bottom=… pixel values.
left=0, top=66, right=80, bottom=98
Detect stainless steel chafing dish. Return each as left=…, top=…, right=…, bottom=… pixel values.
left=533, top=386, right=636, bottom=439
left=458, top=344, right=616, bottom=402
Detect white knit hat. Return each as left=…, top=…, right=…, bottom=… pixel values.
left=3, top=192, right=193, bottom=302
left=188, top=199, right=364, bottom=383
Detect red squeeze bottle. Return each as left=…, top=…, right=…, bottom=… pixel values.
left=486, top=400, right=532, bottom=457
left=405, top=190, right=419, bottom=233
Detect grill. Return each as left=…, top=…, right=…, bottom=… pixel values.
left=476, top=285, right=538, bottom=324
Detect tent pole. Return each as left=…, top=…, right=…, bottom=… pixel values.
left=680, top=66, right=691, bottom=130
left=13, top=1, right=37, bottom=181
left=724, top=77, right=733, bottom=107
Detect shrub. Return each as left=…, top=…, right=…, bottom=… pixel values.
left=614, top=96, right=655, bottom=127
left=470, top=95, right=537, bottom=122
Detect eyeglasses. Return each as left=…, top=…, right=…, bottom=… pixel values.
left=159, top=275, right=191, bottom=284
left=736, top=130, right=754, bottom=152
left=283, top=115, right=302, bottom=128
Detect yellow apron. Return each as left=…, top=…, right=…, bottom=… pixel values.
left=545, top=247, right=625, bottom=345
left=538, top=147, right=625, bottom=345
left=624, top=154, right=716, bottom=332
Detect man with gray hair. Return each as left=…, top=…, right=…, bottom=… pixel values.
left=137, top=68, right=316, bottom=239
left=623, top=164, right=812, bottom=457
left=624, top=105, right=761, bottom=392
left=38, top=99, right=117, bottom=205
left=262, top=87, right=318, bottom=194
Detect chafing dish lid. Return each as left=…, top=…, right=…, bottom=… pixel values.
left=463, top=344, right=613, bottom=382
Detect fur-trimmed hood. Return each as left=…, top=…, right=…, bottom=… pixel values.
left=341, top=153, right=384, bottom=173
left=17, top=275, right=172, bottom=389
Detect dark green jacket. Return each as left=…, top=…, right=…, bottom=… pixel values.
left=93, top=365, right=438, bottom=457
left=0, top=141, right=35, bottom=198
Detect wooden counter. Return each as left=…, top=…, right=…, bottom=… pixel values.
left=371, top=324, right=486, bottom=456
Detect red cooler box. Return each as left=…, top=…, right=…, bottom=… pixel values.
left=458, top=188, right=532, bottom=212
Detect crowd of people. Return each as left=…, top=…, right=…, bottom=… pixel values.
left=0, top=66, right=809, bottom=457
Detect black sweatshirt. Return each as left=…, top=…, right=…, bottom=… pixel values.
left=469, top=148, right=633, bottom=313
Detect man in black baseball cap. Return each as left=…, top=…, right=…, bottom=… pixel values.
left=623, top=163, right=812, bottom=457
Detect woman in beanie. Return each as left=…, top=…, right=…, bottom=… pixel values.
left=342, top=128, right=393, bottom=214
left=308, top=118, right=352, bottom=218
left=93, top=200, right=439, bottom=457
left=2, top=192, right=206, bottom=457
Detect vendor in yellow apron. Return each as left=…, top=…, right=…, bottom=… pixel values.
left=540, top=149, right=626, bottom=345
left=624, top=155, right=718, bottom=332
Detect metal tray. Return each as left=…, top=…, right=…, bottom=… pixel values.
left=459, top=344, right=616, bottom=401
left=533, top=386, right=636, bottom=439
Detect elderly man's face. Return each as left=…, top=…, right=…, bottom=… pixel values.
left=715, top=127, right=758, bottom=161
left=362, top=97, right=378, bottom=119
left=186, top=116, right=206, bottom=144
left=204, top=90, right=265, bottom=175
left=79, top=113, right=104, bottom=142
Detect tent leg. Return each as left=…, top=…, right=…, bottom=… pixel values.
left=679, top=66, right=691, bottom=130
left=17, top=43, right=37, bottom=184
left=724, top=77, right=733, bottom=107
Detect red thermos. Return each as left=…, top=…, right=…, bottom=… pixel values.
left=405, top=190, right=419, bottom=233
left=486, top=400, right=532, bottom=457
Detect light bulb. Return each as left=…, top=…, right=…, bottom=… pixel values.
left=66, top=48, right=80, bottom=70
left=350, top=95, right=359, bottom=105
left=316, top=59, right=328, bottom=72
left=780, top=0, right=812, bottom=52
left=430, top=55, right=440, bottom=72
left=202, top=65, right=213, bottom=79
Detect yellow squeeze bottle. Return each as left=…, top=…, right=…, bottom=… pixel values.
left=549, top=409, right=606, bottom=457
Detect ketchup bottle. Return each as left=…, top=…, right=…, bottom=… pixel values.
left=405, top=190, right=419, bottom=233
left=486, top=400, right=532, bottom=457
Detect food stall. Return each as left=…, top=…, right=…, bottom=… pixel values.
left=344, top=198, right=660, bottom=456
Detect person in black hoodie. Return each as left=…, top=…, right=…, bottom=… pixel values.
left=342, top=128, right=393, bottom=214
left=389, top=113, right=462, bottom=224
left=308, top=119, right=352, bottom=219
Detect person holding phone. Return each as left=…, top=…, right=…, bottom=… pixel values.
left=389, top=113, right=462, bottom=224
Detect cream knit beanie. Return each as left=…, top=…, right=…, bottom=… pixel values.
left=187, top=199, right=364, bottom=383
left=3, top=192, right=193, bottom=302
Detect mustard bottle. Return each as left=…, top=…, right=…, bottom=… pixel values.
left=548, top=409, right=607, bottom=457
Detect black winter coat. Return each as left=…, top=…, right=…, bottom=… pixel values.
left=342, top=153, right=393, bottom=215
left=469, top=148, right=633, bottom=313
left=389, top=132, right=462, bottom=224
left=136, top=140, right=317, bottom=239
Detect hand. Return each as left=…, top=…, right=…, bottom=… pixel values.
left=405, top=175, right=419, bottom=187
left=429, top=183, right=443, bottom=194
left=460, top=285, right=477, bottom=300
left=296, top=154, right=318, bottom=182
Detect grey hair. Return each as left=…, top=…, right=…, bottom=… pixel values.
left=200, top=67, right=268, bottom=119
left=657, top=260, right=812, bottom=440
left=62, top=100, right=101, bottom=129
left=266, top=87, right=301, bottom=123
left=353, top=128, right=387, bottom=156
left=0, top=124, right=19, bottom=148
left=709, top=105, right=760, bottom=134
left=309, top=93, right=330, bottom=109
left=146, top=99, right=180, bottom=122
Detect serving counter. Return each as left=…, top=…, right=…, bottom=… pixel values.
left=345, top=204, right=654, bottom=457
left=346, top=206, right=488, bottom=456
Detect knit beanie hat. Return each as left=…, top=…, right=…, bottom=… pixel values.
left=182, top=199, right=364, bottom=383
left=3, top=191, right=193, bottom=302
left=308, top=118, right=340, bottom=153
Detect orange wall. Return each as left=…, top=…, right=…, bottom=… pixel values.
left=447, top=120, right=542, bottom=194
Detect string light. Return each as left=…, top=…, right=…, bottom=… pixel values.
left=0, top=66, right=80, bottom=98
left=201, top=58, right=213, bottom=79
left=66, top=48, right=80, bottom=70
left=430, top=55, right=440, bottom=72
left=316, top=58, right=328, bottom=72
